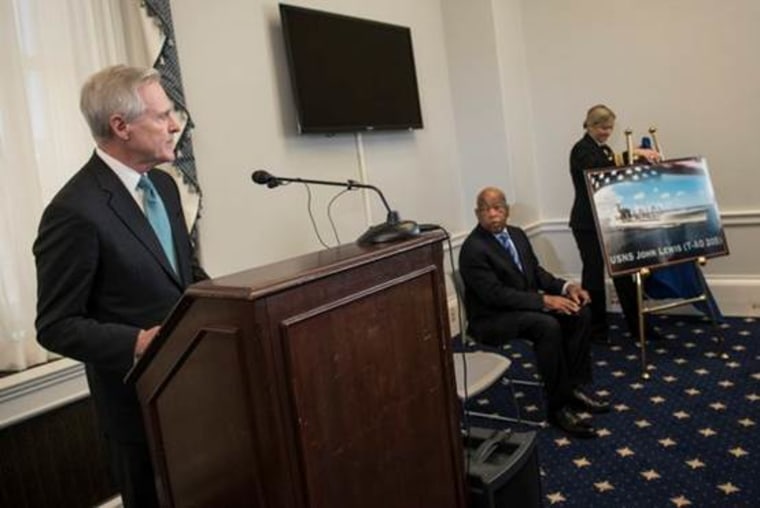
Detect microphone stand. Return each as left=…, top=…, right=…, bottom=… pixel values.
left=251, top=171, right=420, bottom=245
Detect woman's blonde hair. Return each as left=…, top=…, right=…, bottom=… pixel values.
left=583, top=104, right=616, bottom=129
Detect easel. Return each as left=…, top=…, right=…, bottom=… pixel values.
left=634, top=258, right=727, bottom=379
left=624, top=128, right=727, bottom=379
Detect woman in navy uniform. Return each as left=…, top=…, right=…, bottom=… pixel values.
left=568, top=104, right=660, bottom=343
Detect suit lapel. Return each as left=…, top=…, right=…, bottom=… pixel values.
left=507, top=226, right=537, bottom=288
left=89, top=156, right=182, bottom=287
left=480, top=226, right=526, bottom=280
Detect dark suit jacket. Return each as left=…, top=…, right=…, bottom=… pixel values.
left=568, top=133, right=617, bottom=231
left=459, top=224, right=566, bottom=340
left=34, top=153, right=208, bottom=442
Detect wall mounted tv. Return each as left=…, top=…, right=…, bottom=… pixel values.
left=279, top=4, right=424, bottom=134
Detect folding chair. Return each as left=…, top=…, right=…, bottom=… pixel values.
left=451, top=270, right=545, bottom=427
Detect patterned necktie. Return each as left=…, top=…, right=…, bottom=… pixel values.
left=497, top=232, right=523, bottom=272
left=137, top=174, right=177, bottom=274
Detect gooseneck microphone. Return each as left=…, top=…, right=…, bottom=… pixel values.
left=250, top=170, right=420, bottom=245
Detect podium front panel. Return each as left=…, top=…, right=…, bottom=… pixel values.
left=134, top=234, right=465, bottom=508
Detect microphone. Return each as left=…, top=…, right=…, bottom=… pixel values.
left=250, top=170, right=420, bottom=245
left=640, top=136, right=652, bottom=149
left=251, top=170, right=281, bottom=188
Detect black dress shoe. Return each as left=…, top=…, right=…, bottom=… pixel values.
left=549, top=407, right=597, bottom=439
left=571, top=388, right=611, bottom=414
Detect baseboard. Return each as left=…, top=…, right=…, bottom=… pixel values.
left=607, top=276, right=760, bottom=317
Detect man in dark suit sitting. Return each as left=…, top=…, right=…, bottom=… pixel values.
left=459, top=187, right=609, bottom=438
left=34, top=65, right=208, bottom=507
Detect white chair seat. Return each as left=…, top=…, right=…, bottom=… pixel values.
left=454, top=351, right=511, bottom=399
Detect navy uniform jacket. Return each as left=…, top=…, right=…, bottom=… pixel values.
left=568, top=133, right=617, bottom=231
left=34, top=153, right=208, bottom=442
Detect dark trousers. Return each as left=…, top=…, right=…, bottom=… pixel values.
left=473, top=305, right=592, bottom=413
left=107, top=438, right=159, bottom=508
left=572, top=228, right=644, bottom=338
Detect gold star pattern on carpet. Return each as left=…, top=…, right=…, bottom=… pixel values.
left=717, top=482, right=740, bottom=494
left=593, top=481, right=614, bottom=492
left=670, top=495, right=692, bottom=506
left=491, top=315, right=760, bottom=506
left=641, top=469, right=660, bottom=480
left=685, top=458, right=705, bottom=469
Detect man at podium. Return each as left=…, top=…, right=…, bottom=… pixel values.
left=459, top=187, right=609, bottom=438
left=34, top=65, right=208, bottom=508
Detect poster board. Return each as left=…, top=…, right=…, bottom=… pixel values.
left=585, top=156, right=729, bottom=276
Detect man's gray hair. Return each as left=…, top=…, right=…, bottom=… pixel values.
left=80, top=65, right=161, bottom=142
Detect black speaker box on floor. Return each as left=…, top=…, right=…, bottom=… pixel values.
left=464, top=427, right=542, bottom=508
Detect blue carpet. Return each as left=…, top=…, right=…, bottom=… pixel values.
left=458, top=313, right=759, bottom=507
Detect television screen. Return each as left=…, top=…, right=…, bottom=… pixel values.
left=279, top=4, right=424, bottom=134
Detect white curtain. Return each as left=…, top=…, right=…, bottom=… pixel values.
left=0, top=0, right=152, bottom=371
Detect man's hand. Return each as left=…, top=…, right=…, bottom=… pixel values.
left=135, top=325, right=161, bottom=358
left=543, top=294, right=582, bottom=315
left=565, top=284, right=591, bottom=307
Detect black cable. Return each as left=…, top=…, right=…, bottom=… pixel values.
left=301, top=183, right=330, bottom=249
left=427, top=224, right=473, bottom=476
left=326, top=188, right=351, bottom=245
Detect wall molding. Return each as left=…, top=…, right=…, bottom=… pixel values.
left=530, top=209, right=760, bottom=233
left=3, top=213, right=756, bottom=426
left=0, top=358, right=88, bottom=429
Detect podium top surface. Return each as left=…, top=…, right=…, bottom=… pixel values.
left=126, top=231, right=446, bottom=383
left=187, top=231, right=446, bottom=301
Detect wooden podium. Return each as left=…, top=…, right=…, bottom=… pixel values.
left=127, top=232, right=466, bottom=508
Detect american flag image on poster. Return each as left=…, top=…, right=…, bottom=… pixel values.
left=584, top=156, right=729, bottom=275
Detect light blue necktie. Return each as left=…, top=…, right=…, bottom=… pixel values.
left=137, top=174, right=177, bottom=273
left=497, top=232, right=523, bottom=272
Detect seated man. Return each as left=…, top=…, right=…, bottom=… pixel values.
left=459, top=187, right=609, bottom=438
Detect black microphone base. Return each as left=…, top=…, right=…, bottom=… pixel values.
left=356, top=220, right=420, bottom=245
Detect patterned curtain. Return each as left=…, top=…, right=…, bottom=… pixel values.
left=140, top=0, right=202, bottom=242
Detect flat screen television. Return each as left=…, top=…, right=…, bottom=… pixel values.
left=279, top=4, right=424, bottom=134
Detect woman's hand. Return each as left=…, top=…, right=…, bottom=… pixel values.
left=634, top=148, right=662, bottom=163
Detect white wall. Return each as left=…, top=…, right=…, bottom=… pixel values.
left=170, top=0, right=760, bottom=314
left=517, top=0, right=760, bottom=283
left=171, top=0, right=466, bottom=276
